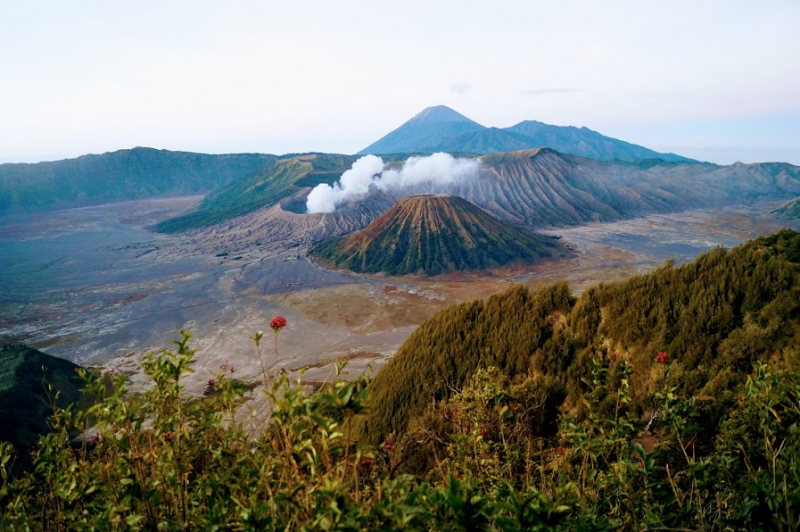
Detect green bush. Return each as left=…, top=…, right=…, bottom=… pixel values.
left=1, top=330, right=799, bottom=529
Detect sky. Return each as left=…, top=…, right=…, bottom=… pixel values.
left=1, top=1, right=799, bottom=165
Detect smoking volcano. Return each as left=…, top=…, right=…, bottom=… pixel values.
left=310, top=194, right=564, bottom=276
left=305, top=153, right=480, bottom=213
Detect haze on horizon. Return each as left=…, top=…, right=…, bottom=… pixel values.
left=1, top=1, right=799, bottom=165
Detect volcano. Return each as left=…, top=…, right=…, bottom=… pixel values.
left=358, top=105, right=691, bottom=162
left=311, top=195, right=564, bottom=276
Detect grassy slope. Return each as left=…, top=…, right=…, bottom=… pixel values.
left=0, top=345, right=85, bottom=452
left=774, top=196, right=800, bottom=219
left=360, top=229, right=800, bottom=442
left=312, top=195, right=565, bottom=275
left=155, top=153, right=355, bottom=233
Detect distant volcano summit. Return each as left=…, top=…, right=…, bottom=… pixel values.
left=358, top=106, right=485, bottom=156
left=359, top=105, right=691, bottom=162
left=311, top=194, right=564, bottom=276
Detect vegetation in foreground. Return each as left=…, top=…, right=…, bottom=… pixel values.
left=0, top=345, right=85, bottom=467
left=363, top=229, right=800, bottom=444
left=1, top=230, right=800, bottom=529
left=1, top=335, right=798, bottom=530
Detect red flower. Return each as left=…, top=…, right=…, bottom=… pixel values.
left=557, top=446, right=565, bottom=456
left=481, top=429, right=490, bottom=438
left=163, top=431, right=174, bottom=442
left=356, top=456, right=374, bottom=475
left=657, top=351, right=669, bottom=364
left=270, top=315, right=287, bottom=332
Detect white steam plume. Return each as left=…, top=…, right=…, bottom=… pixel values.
left=306, top=152, right=479, bottom=213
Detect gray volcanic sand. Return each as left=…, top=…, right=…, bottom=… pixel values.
left=0, top=198, right=391, bottom=390
left=546, top=205, right=785, bottom=263
left=1, top=196, right=797, bottom=397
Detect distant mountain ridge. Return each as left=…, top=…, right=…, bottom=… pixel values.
left=359, top=105, right=692, bottom=162
left=155, top=147, right=800, bottom=247
left=311, top=195, right=564, bottom=275
left=456, top=150, right=800, bottom=227
left=0, top=147, right=275, bottom=215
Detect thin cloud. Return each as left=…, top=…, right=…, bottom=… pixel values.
left=519, top=88, right=583, bottom=95
left=450, top=83, right=473, bottom=95
left=636, top=89, right=709, bottom=101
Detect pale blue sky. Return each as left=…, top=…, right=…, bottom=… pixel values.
left=1, top=1, right=799, bottom=164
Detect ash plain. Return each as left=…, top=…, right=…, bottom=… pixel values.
left=1, top=196, right=797, bottom=396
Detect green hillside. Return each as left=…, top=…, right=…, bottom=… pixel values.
left=362, top=228, right=800, bottom=443
left=0, top=148, right=275, bottom=215
left=775, top=195, right=800, bottom=219
left=311, top=195, right=565, bottom=275
left=154, top=153, right=355, bottom=233
left=0, top=344, right=85, bottom=453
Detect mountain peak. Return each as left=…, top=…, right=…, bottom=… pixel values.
left=311, top=194, right=562, bottom=275
left=409, top=105, right=483, bottom=126
left=360, top=111, right=692, bottom=162
left=358, top=106, right=486, bottom=155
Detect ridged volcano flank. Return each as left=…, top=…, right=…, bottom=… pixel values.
left=775, top=196, right=800, bottom=219
left=311, top=195, right=563, bottom=276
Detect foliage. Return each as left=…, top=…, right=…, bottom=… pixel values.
left=2, top=330, right=799, bottom=529
left=0, top=345, right=87, bottom=469
left=363, top=229, right=800, bottom=443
